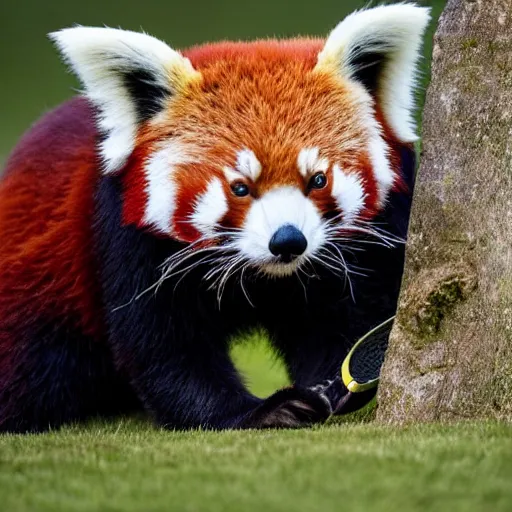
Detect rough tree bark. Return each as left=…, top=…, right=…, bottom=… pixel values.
left=377, top=0, right=512, bottom=423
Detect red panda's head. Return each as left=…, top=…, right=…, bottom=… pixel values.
left=51, top=4, right=429, bottom=278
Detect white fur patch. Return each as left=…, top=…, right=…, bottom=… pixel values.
left=316, top=4, right=430, bottom=142
left=349, top=85, right=395, bottom=207
left=297, top=147, right=329, bottom=178
left=49, top=26, right=198, bottom=174
left=236, top=186, right=325, bottom=276
left=223, top=166, right=243, bottom=184
left=368, top=127, right=395, bottom=206
left=190, top=178, right=229, bottom=237
left=236, top=149, right=262, bottom=181
left=142, top=141, right=195, bottom=234
left=331, top=165, right=366, bottom=225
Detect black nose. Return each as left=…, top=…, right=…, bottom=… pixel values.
left=269, top=224, right=308, bottom=262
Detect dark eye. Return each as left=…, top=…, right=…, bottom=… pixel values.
left=309, top=172, right=327, bottom=190
left=231, top=182, right=250, bottom=197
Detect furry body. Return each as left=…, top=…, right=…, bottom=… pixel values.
left=0, top=6, right=427, bottom=432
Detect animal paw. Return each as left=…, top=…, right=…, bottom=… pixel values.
left=309, top=377, right=347, bottom=412
left=308, top=377, right=378, bottom=415
left=241, top=386, right=332, bottom=429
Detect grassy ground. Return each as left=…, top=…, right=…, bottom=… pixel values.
left=1, top=340, right=512, bottom=512
left=1, top=419, right=511, bottom=512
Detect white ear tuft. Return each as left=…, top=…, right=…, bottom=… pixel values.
left=49, top=27, right=199, bottom=173
left=316, top=3, right=431, bottom=142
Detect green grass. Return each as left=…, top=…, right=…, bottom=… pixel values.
left=1, top=340, right=512, bottom=512
left=231, top=332, right=289, bottom=397
left=1, top=420, right=511, bottom=512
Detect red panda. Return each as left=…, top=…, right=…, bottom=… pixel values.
left=0, top=4, right=430, bottom=432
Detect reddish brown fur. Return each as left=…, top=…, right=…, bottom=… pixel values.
left=122, top=146, right=151, bottom=227
left=0, top=98, right=103, bottom=349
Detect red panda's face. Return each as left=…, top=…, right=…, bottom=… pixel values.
left=123, top=50, right=393, bottom=277
left=51, top=4, right=430, bottom=278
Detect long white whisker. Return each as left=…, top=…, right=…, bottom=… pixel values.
left=213, top=256, right=246, bottom=308
left=326, top=237, right=393, bottom=250
left=207, top=255, right=240, bottom=288
left=141, top=252, right=221, bottom=302
left=322, top=213, right=404, bottom=247
left=301, top=258, right=319, bottom=279
left=203, top=253, right=243, bottom=281
left=161, top=246, right=223, bottom=276
left=309, top=253, right=345, bottom=277
left=295, top=268, right=308, bottom=303
left=310, top=251, right=356, bottom=302
left=240, top=264, right=255, bottom=308
left=323, top=243, right=369, bottom=277
left=171, top=255, right=224, bottom=292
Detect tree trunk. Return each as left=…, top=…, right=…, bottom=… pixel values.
left=377, top=0, right=512, bottom=423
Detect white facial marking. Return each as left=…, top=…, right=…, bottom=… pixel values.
left=368, top=128, right=394, bottom=205
left=331, top=165, right=366, bottom=225
left=349, top=85, right=395, bottom=207
left=190, top=178, right=229, bottom=237
left=236, top=149, right=262, bottom=181
left=223, top=166, right=243, bottom=184
left=142, top=141, right=195, bottom=234
left=236, top=186, right=325, bottom=277
left=297, top=147, right=329, bottom=178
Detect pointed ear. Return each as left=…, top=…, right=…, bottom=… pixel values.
left=49, top=27, right=200, bottom=173
left=315, top=3, right=431, bottom=143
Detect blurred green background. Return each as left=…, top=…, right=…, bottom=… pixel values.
left=0, top=0, right=445, bottom=166
left=0, top=0, right=446, bottom=397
